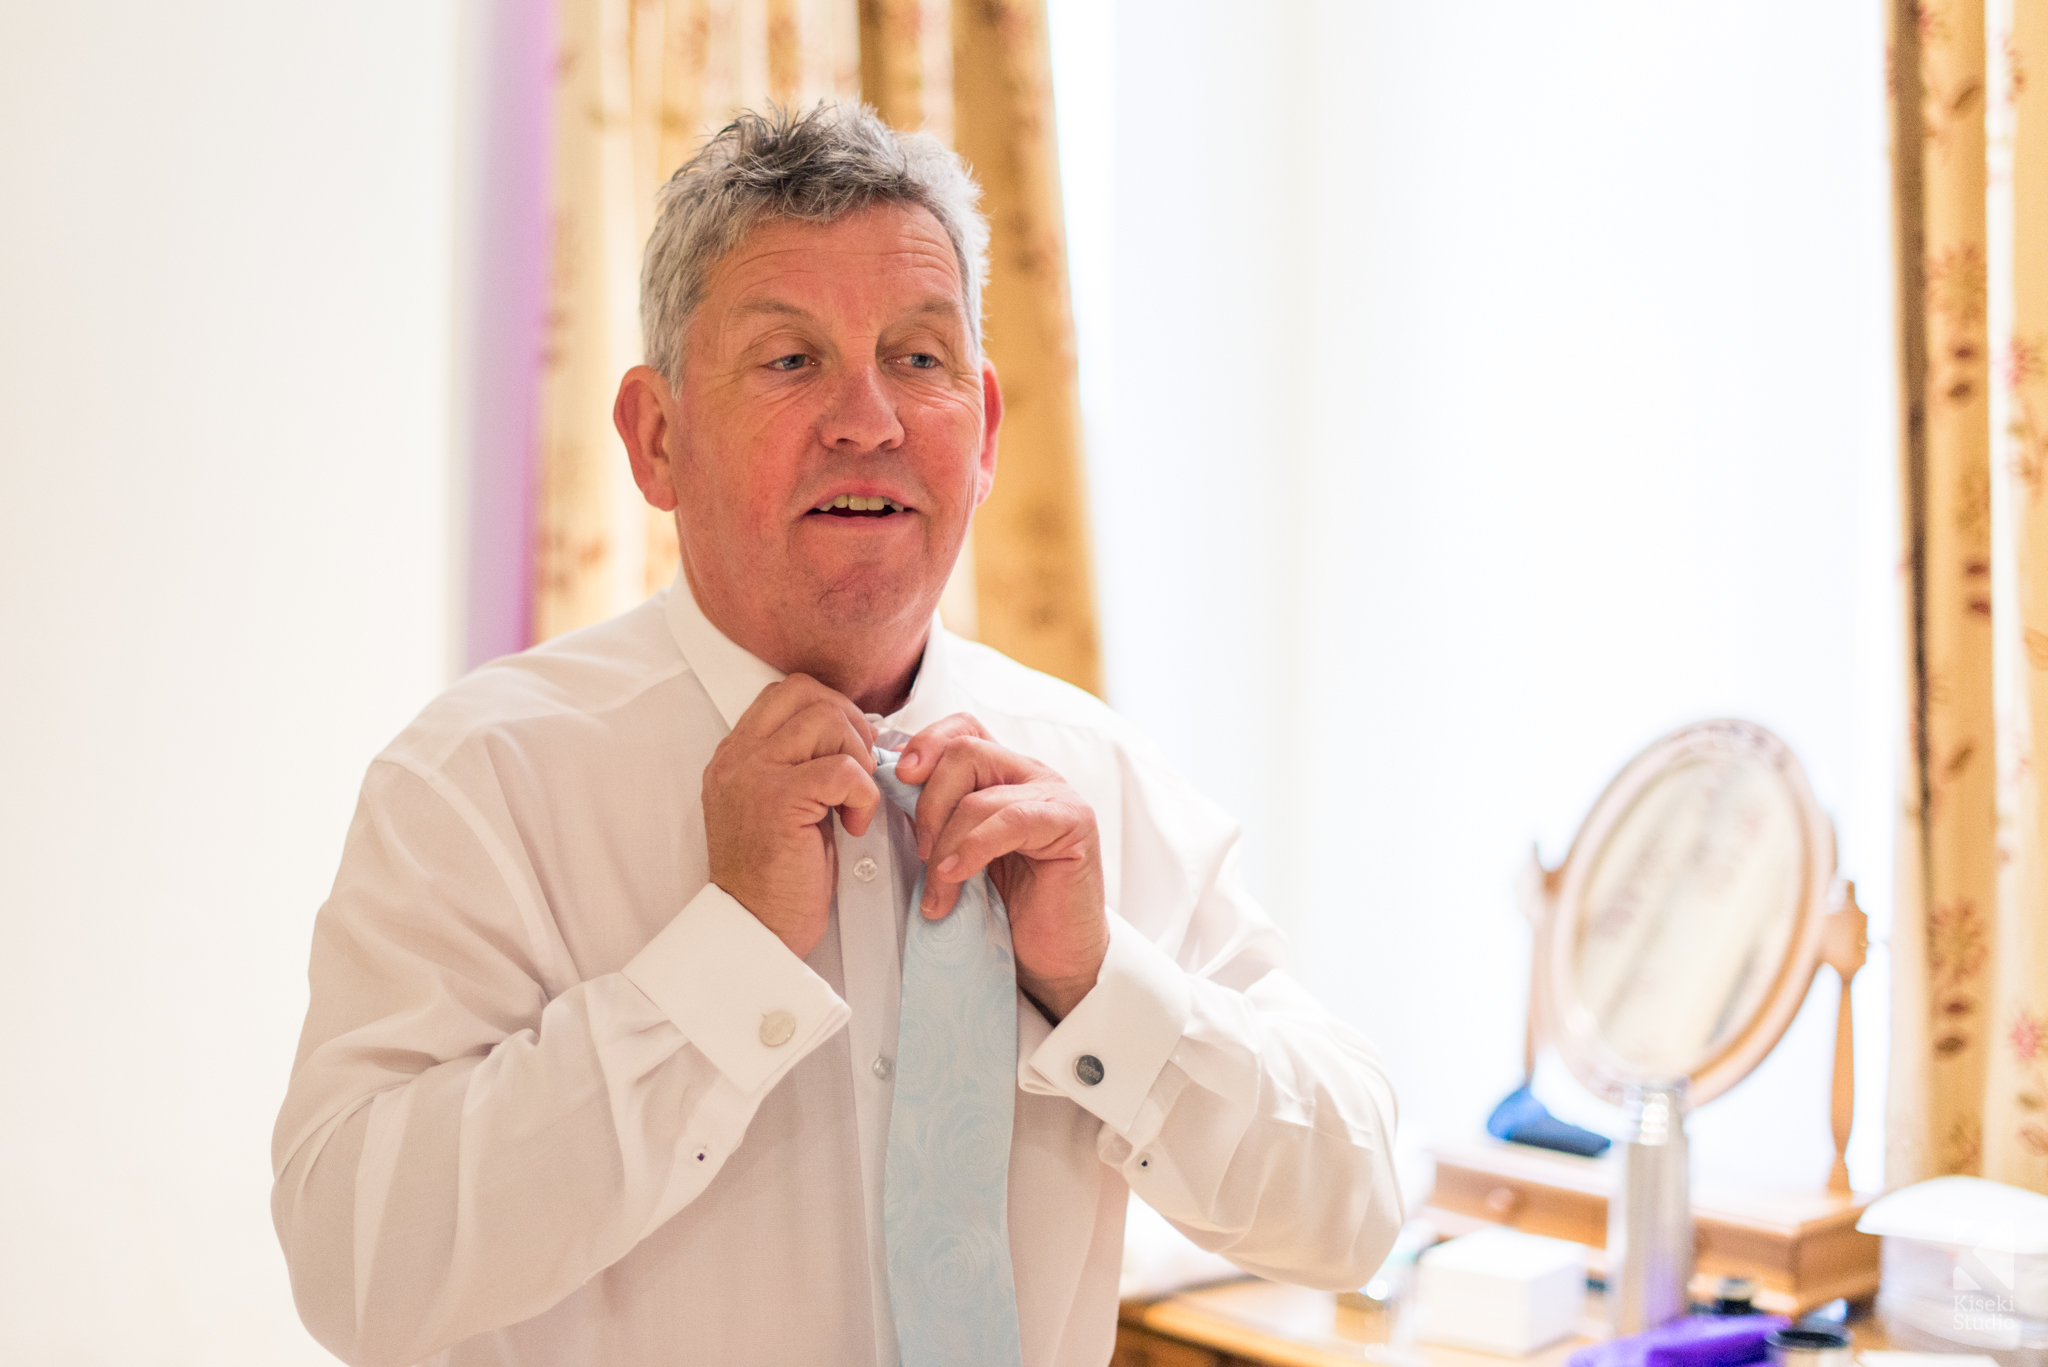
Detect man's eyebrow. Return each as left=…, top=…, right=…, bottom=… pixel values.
left=729, top=297, right=817, bottom=323
left=907, top=295, right=965, bottom=320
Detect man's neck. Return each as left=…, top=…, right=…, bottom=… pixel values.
left=768, top=635, right=924, bottom=716
left=829, top=645, right=924, bottom=717
left=684, top=572, right=928, bottom=717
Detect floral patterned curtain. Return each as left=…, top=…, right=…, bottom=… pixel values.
left=1888, top=0, right=2048, bottom=1193
left=948, top=0, right=1102, bottom=697
left=535, top=0, right=1103, bottom=697
left=535, top=0, right=859, bottom=641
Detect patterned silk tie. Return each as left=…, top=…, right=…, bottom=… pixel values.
left=873, top=751, right=1026, bottom=1367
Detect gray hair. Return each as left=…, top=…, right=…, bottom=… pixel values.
left=640, top=102, right=989, bottom=384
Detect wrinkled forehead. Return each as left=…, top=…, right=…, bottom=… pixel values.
left=699, top=202, right=973, bottom=337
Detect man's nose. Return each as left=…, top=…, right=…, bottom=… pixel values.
left=820, top=360, right=905, bottom=453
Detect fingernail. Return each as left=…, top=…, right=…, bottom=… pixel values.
left=936, top=855, right=960, bottom=877
left=916, top=833, right=931, bottom=860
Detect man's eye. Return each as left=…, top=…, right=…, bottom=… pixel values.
left=768, top=354, right=809, bottom=372
left=904, top=352, right=940, bottom=370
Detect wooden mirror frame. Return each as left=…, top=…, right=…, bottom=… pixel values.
left=1522, top=719, right=1868, bottom=1192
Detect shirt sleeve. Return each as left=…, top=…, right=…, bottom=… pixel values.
left=624, top=882, right=847, bottom=1091
left=1017, top=742, right=1404, bottom=1293
left=1020, top=915, right=1188, bottom=1133
left=271, top=758, right=849, bottom=1367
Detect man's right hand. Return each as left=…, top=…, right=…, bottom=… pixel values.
left=702, top=675, right=881, bottom=960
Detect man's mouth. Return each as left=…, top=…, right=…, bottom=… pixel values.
left=809, top=494, right=909, bottom=518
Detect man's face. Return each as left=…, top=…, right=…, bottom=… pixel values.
left=642, top=203, right=998, bottom=677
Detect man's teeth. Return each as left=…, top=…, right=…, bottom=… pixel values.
left=816, top=495, right=905, bottom=513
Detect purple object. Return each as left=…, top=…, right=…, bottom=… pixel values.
left=1566, top=1315, right=1792, bottom=1367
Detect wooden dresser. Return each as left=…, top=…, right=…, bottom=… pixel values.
left=1112, top=1279, right=1897, bottom=1367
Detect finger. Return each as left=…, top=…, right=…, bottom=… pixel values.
left=911, top=735, right=1045, bottom=861
left=920, top=796, right=1030, bottom=920
left=785, top=753, right=882, bottom=836
left=894, top=711, right=991, bottom=783
left=737, top=674, right=876, bottom=750
left=760, top=698, right=879, bottom=771
left=928, top=786, right=1089, bottom=881
left=922, top=789, right=1091, bottom=919
left=839, top=793, right=878, bottom=839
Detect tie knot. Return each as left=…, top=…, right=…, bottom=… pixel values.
left=872, top=747, right=921, bottom=819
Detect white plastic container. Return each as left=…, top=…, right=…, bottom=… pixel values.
left=1856, top=1175, right=2048, bottom=1365
left=1415, top=1226, right=1587, bottom=1357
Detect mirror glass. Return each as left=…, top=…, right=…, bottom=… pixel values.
left=1568, top=748, right=1807, bottom=1081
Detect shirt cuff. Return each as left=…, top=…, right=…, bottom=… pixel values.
left=623, top=882, right=850, bottom=1095
left=1020, top=913, right=1191, bottom=1133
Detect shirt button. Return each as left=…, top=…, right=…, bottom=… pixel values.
left=1074, top=1054, right=1105, bottom=1087
left=872, top=1054, right=894, bottom=1082
left=759, top=1010, right=797, bottom=1047
left=853, top=857, right=879, bottom=883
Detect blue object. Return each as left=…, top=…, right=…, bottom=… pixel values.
left=875, top=752, right=1026, bottom=1367
left=1487, top=1084, right=1613, bottom=1157
left=1566, top=1314, right=1791, bottom=1367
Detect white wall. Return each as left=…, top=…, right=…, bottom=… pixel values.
left=1062, top=1, right=1899, bottom=1193
left=0, top=4, right=460, bottom=1361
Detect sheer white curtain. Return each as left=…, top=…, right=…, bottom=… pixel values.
left=1055, top=0, right=1899, bottom=1193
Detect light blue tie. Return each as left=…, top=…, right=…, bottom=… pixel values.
left=873, top=750, right=1025, bottom=1367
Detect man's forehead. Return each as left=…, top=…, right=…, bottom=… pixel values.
left=726, top=293, right=963, bottom=326
left=711, top=205, right=962, bottom=295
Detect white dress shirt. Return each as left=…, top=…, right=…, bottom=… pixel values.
left=272, top=580, right=1402, bottom=1367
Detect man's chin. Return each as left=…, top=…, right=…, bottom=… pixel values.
left=785, top=551, right=937, bottom=625
left=809, top=573, right=941, bottom=626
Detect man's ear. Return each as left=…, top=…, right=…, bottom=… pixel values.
left=615, top=365, right=679, bottom=512
left=975, top=357, right=1002, bottom=506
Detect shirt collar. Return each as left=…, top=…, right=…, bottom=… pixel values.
left=662, top=572, right=963, bottom=738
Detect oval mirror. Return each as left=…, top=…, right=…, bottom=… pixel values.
left=1539, top=719, right=1840, bottom=1111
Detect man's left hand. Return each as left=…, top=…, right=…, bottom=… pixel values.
left=895, top=715, right=1108, bottom=1021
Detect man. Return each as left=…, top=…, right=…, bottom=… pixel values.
left=273, top=104, right=1400, bottom=1367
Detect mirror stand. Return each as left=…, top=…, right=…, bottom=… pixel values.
left=1820, top=881, right=1867, bottom=1198
left=1429, top=726, right=1881, bottom=1317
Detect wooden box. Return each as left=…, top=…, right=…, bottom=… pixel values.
left=1426, top=1137, right=1880, bottom=1316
